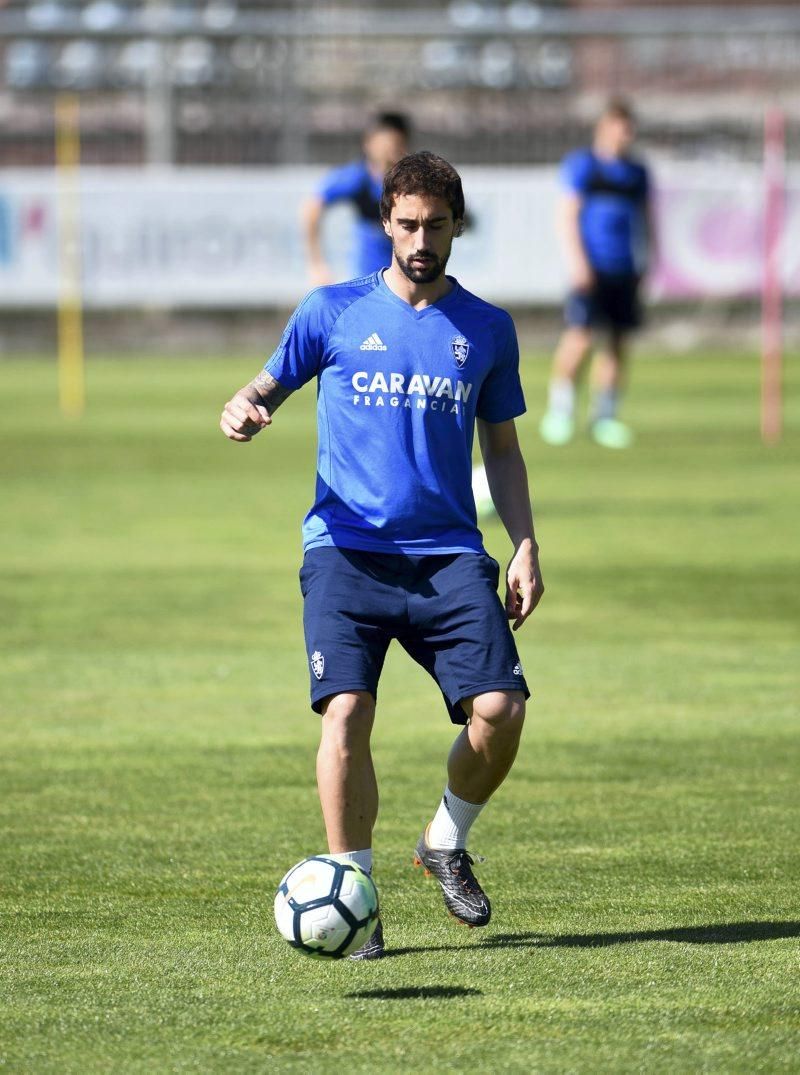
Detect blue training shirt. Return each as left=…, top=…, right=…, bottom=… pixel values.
left=264, top=271, right=526, bottom=555
left=561, top=148, right=650, bottom=275
left=318, top=159, right=393, bottom=278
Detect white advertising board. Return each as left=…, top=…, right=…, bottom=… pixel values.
left=0, top=164, right=797, bottom=307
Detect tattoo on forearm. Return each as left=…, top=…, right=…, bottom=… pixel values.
left=248, top=370, right=293, bottom=414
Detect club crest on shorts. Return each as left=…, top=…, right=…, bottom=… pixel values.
left=451, top=334, right=470, bottom=368
left=513, top=661, right=523, bottom=676
left=311, top=650, right=325, bottom=680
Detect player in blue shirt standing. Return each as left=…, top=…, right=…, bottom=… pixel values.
left=302, top=112, right=410, bottom=285
left=221, top=151, right=544, bottom=959
left=540, top=100, right=655, bottom=449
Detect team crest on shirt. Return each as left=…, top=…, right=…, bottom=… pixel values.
left=311, top=650, right=325, bottom=680
left=451, top=334, right=470, bottom=368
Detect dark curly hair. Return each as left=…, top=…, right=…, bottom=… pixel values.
left=380, top=150, right=465, bottom=224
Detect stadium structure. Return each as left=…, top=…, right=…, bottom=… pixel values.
left=1, top=0, right=798, bottom=165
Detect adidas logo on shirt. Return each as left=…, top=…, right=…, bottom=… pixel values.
left=360, top=333, right=388, bottom=351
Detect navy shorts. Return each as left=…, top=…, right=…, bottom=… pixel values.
left=565, top=273, right=642, bottom=332
left=299, top=546, right=530, bottom=725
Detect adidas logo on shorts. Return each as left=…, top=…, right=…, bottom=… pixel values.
left=360, top=333, right=388, bottom=351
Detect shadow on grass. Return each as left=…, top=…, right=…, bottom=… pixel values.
left=381, top=920, right=800, bottom=958
left=488, top=920, right=800, bottom=948
left=344, top=986, right=482, bottom=1000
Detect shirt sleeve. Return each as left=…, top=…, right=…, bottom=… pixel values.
left=476, top=314, right=527, bottom=424
left=317, top=161, right=362, bottom=206
left=560, top=150, right=592, bottom=196
left=264, top=289, right=328, bottom=390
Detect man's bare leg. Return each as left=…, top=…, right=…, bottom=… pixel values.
left=541, top=327, right=593, bottom=444
left=553, top=325, right=593, bottom=383
left=446, top=690, right=526, bottom=806
left=592, top=329, right=626, bottom=395
left=317, top=690, right=377, bottom=853
left=415, top=690, right=526, bottom=926
left=590, top=330, right=634, bottom=448
left=317, top=690, right=384, bottom=959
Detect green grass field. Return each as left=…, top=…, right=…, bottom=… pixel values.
left=2, top=350, right=799, bottom=1073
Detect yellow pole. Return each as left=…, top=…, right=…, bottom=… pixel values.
left=55, top=93, right=85, bottom=417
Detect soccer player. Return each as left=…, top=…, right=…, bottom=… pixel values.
left=302, top=112, right=410, bottom=286
left=221, top=151, right=544, bottom=959
left=540, top=99, right=655, bottom=449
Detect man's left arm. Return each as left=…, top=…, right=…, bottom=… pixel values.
left=642, top=165, right=658, bottom=275
left=477, top=417, right=544, bottom=630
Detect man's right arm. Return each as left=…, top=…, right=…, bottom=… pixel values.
left=301, top=195, right=334, bottom=287
left=556, top=191, right=593, bottom=292
left=219, top=369, right=294, bottom=443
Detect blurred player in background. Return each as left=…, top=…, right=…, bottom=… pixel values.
left=540, top=99, right=655, bottom=450
left=302, top=112, right=411, bottom=285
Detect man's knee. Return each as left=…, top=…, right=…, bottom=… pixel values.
left=462, top=690, right=526, bottom=735
left=567, top=325, right=593, bottom=347
left=320, top=691, right=375, bottom=754
left=556, top=328, right=592, bottom=377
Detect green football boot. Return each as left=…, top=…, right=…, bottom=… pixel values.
left=591, top=417, right=634, bottom=450
left=539, top=410, right=575, bottom=446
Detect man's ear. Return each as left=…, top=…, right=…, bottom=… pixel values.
left=453, top=219, right=464, bottom=237
left=382, top=217, right=392, bottom=238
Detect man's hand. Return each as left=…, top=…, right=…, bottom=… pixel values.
left=220, top=370, right=293, bottom=443
left=220, top=391, right=272, bottom=443
left=505, top=539, right=544, bottom=631
left=558, top=192, right=594, bottom=292
left=570, top=259, right=595, bottom=293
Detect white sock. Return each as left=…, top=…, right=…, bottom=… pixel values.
left=331, top=848, right=372, bottom=874
left=426, top=786, right=486, bottom=850
left=548, top=377, right=576, bottom=418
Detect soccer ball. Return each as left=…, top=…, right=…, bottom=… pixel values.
left=274, top=855, right=379, bottom=959
left=472, top=463, right=496, bottom=520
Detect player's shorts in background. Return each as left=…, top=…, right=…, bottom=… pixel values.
left=299, top=546, right=530, bottom=724
left=565, top=273, right=642, bottom=331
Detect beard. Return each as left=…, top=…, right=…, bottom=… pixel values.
left=394, top=243, right=452, bottom=284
